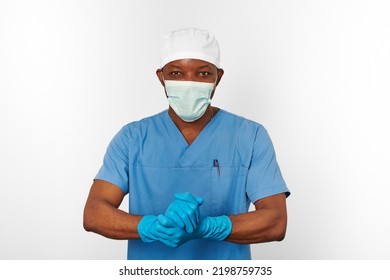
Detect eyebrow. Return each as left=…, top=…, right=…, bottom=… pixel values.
left=197, top=65, right=215, bottom=70
left=166, top=64, right=183, bottom=69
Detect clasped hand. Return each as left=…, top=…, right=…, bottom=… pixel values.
left=138, top=192, right=232, bottom=247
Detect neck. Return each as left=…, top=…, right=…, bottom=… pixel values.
left=168, top=106, right=217, bottom=144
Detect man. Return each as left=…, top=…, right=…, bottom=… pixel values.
left=83, top=28, right=290, bottom=260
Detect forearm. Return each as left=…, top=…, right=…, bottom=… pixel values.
left=226, top=210, right=285, bottom=244
left=83, top=199, right=142, bottom=240
left=226, top=195, right=287, bottom=244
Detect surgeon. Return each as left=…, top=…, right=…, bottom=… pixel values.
left=83, top=28, right=290, bottom=260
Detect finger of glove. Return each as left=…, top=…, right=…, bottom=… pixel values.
left=180, top=202, right=200, bottom=233
left=159, top=236, right=185, bottom=248
left=156, top=235, right=180, bottom=248
left=160, top=240, right=179, bottom=248
left=195, top=197, right=204, bottom=205
left=152, top=222, right=179, bottom=240
left=160, top=230, right=190, bottom=248
left=165, top=200, right=198, bottom=232
left=157, top=214, right=177, bottom=228
left=154, top=224, right=189, bottom=248
left=165, top=203, right=186, bottom=228
left=172, top=201, right=199, bottom=233
left=178, top=199, right=202, bottom=224
left=172, top=194, right=203, bottom=225
left=174, top=192, right=203, bottom=206
left=157, top=224, right=186, bottom=239
left=181, top=200, right=201, bottom=227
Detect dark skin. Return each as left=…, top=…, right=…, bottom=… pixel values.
left=83, top=59, right=287, bottom=244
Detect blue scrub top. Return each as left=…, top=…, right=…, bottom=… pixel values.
left=95, top=109, right=290, bottom=259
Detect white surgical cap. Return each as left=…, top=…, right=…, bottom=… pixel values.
left=160, top=28, right=220, bottom=68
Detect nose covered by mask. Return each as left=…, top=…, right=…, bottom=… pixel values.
left=164, top=80, right=216, bottom=122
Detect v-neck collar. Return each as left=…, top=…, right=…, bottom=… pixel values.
left=163, top=109, right=222, bottom=167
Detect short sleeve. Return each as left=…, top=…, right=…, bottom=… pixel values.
left=246, top=126, right=290, bottom=203
left=94, top=126, right=130, bottom=193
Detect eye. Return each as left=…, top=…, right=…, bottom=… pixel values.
left=198, top=71, right=212, bottom=77
left=169, top=71, right=182, bottom=77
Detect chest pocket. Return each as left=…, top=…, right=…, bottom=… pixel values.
left=211, top=166, right=249, bottom=216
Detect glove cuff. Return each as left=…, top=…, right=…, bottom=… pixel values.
left=199, top=215, right=232, bottom=241
left=137, top=215, right=158, bottom=243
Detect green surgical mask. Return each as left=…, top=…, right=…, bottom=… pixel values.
left=164, top=80, right=215, bottom=122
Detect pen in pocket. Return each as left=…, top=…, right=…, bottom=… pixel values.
left=213, top=159, right=220, bottom=176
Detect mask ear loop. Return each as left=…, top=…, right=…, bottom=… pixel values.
left=161, top=68, right=170, bottom=100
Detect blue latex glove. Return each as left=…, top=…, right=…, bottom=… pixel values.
left=137, top=215, right=163, bottom=243
left=163, top=192, right=204, bottom=233
left=155, top=214, right=197, bottom=247
left=197, top=216, right=232, bottom=240
left=156, top=214, right=232, bottom=247
left=137, top=215, right=180, bottom=247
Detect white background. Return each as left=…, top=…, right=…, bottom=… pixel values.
left=1, top=0, right=389, bottom=260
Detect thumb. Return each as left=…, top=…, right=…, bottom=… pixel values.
left=157, top=214, right=177, bottom=228
left=195, top=197, right=204, bottom=205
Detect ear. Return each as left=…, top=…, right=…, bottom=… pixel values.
left=156, top=68, right=168, bottom=98
left=211, top=68, right=224, bottom=100
left=216, top=68, right=224, bottom=86
left=156, top=69, right=165, bottom=86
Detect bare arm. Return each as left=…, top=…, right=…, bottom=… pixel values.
left=84, top=180, right=287, bottom=243
left=226, top=193, right=287, bottom=244
left=83, top=179, right=142, bottom=240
